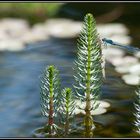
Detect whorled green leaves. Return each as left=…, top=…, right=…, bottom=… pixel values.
left=73, top=13, right=103, bottom=137
left=59, top=88, right=76, bottom=136
left=40, top=65, right=61, bottom=136
left=73, top=13, right=103, bottom=111
left=134, top=87, right=140, bottom=134
left=39, top=13, right=104, bottom=138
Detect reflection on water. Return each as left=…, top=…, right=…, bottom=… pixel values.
left=0, top=38, right=139, bottom=137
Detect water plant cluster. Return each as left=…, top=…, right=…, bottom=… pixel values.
left=38, top=13, right=140, bottom=138
left=38, top=13, right=104, bottom=138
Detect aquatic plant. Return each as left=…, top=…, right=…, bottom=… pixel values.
left=73, top=13, right=103, bottom=137
left=134, top=86, right=140, bottom=134
left=38, top=13, right=104, bottom=138
left=59, top=88, right=76, bottom=136
left=40, top=65, right=61, bottom=137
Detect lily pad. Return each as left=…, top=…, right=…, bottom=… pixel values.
left=122, top=74, right=140, bottom=85
left=74, top=100, right=110, bottom=116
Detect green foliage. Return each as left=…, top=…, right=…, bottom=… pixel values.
left=73, top=13, right=103, bottom=137
left=0, top=3, right=63, bottom=23
left=73, top=13, right=103, bottom=110
left=60, top=88, right=75, bottom=120
left=59, top=88, right=75, bottom=135
left=40, top=65, right=61, bottom=136
left=134, top=87, right=140, bottom=134
left=39, top=13, right=104, bottom=138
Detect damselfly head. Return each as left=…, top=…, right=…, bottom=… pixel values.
left=101, top=38, right=108, bottom=49
left=102, top=38, right=113, bottom=44
left=102, top=38, right=106, bottom=42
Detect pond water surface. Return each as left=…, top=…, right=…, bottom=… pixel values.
left=0, top=37, right=139, bottom=138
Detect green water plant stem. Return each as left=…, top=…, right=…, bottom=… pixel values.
left=73, top=13, right=103, bottom=137
left=134, top=86, right=140, bottom=134
left=60, top=88, right=75, bottom=136
left=40, top=65, right=61, bottom=137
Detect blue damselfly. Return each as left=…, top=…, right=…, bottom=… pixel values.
left=102, top=38, right=140, bottom=54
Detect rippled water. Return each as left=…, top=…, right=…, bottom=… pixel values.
left=0, top=37, right=139, bottom=137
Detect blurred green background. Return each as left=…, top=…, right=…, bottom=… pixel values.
left=0, top=3, right=63, bottom=24
left=0, top=2, right=139, bottom=45
left=0, top=2, right=140, bottom=25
